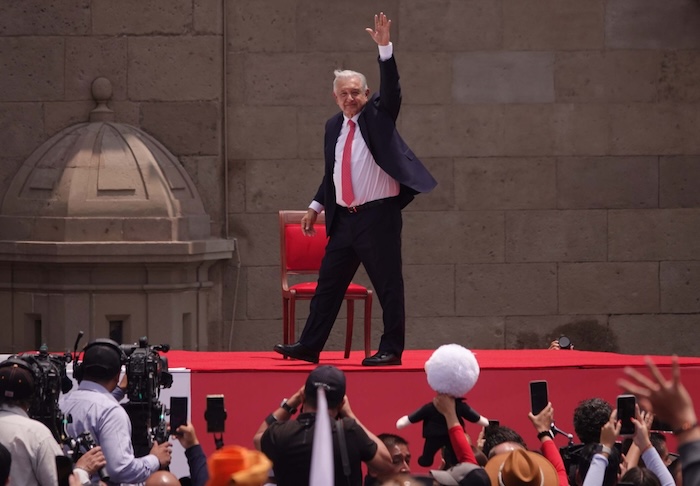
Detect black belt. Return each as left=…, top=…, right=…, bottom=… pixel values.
left=344, top=198, right=389, bottom=213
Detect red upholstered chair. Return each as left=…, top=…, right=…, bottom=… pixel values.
left=279, top=210, right=372, bottom=358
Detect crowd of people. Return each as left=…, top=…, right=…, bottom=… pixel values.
left=1, top=343, right=699, bottom=486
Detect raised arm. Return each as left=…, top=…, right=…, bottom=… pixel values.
left=365, top=12, right=391, bottom=46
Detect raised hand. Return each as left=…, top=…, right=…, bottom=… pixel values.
left=365, top=12, right=391, bottom=46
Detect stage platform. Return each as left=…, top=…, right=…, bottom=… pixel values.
left=166, top=349, right=700, bottom=474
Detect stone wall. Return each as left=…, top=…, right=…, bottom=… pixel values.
left=2, top=0, right=700, bottom=354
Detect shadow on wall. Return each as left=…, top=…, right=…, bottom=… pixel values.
left=513, top=320, right=620, bottom=353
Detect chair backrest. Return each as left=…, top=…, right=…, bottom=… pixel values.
left=279, top=211, right=328, bottom=278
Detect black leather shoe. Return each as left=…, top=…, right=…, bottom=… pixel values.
left=273, top=343, right=319, bottom=364
left=362, top=351, right=401, bottom=366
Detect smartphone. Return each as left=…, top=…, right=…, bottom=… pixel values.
left=617, top=394, right=636, bottom=435
left=650, top=417, right=673, bottom=433
left=56, top=455, right=74, bottom=486
left=205, top=394, right=227, bottom=433
left=488, top=419, right=500, bottom=428
left=529, top=380, right=548, bottom=415
left=170, top=396, right=188, bottom=435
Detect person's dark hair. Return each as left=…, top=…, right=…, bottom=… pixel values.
left=0, top=442, right=10, bottom=485
left=481, top=425, right=526, bottom=458
left=573, top=398, right=612, bottom=444
left=378, top=433, right=409, bottom=450
left=620, top=467, right=661, bottom=486
left=576, top=443, right=620, bottom=486
left=649, top=432, right=668, bottom=462
left=667, top=457, right=682, bottom=484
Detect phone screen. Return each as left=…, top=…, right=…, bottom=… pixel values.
left=205, top=394, right=227, bottom=433
left=617, top=394, right=636, bottom=435
left=56, top=455, right=74, bottom=486
left=170, top=396, right=188, bottom=435
left=529, top=380, right=548, bottom=415
left=488, top=419, right=500, bottom=428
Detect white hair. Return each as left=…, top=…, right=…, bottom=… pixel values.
left=333, top=69, right=368, bottom=92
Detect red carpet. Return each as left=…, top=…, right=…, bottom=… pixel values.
left=173, top=349, right=700, bottom=474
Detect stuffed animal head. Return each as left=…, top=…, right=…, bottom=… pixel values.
left=424, top=344, right=480, bottom=397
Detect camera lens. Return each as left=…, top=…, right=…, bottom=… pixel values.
left=558, top=336, right=572, bottom=349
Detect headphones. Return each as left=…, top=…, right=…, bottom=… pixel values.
left=73, top=338, right=127, bottom=383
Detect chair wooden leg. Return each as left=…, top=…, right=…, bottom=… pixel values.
left=283, top=298, right=289, bottom=345
left=345, top=300, right=354, bottom=359
left=289, top=297, right=296, bottom=344
left=364, top=291, right=373, bottom=358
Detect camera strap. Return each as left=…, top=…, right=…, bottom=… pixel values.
left=334, top=419, right=351, bottom=486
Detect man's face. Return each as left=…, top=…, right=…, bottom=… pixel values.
left=387, top=442, right=411, bottom=475
left=333, top=76, right=369, bottom=118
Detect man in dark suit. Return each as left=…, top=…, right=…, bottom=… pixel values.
left=274, top=12, right=437, bottom=366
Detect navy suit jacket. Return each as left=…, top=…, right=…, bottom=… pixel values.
left=313, top=55, right=437, bottom=236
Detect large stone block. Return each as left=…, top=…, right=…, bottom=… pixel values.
left=128, top=36, right=222, bottom=101
left=660, top=156, right=700, bottom=208
left=297, top=0, right=400, bottom=52
left=453, top=52, right=555, bottom=104
left=297, top=106, right=341, bottom=159
left=660, top=51, right=700, bottom=102
left=503, top=0, right=604, bottom=50
left=404, top=264, right=455, bottom=317
left=65, top=37, right=128, bottom=100
left=501, top=104, right=610, bottom=157
left=227, top=0, right=296, bottom=52
left=455, top=157, right=556, bottom=210
left=43, top=101, right=93, bottom=136
left=408, top=158, right=455, bottom=212
left=506, top=210, right=607, bottom=262
left=92, top=0, right=192, bottom=35
left=398, top=0, right=501, bottom=51
left=241, top=53, right=343, bottom=106
left=555, top=51, right=661, bottom=102
left=0, top=157, right=23, bottom=202
left=558, top=262, right=659, bottom=314
left=557, top=156, right=658, bottom=209
left=0, top=0, right=90, bottom=35
left=609, top=314, right=700, bottom=356
left=406, top=317, right=506, bottom=350
left=400, top=52, right=452, bottom=105
left=609, top=103, right=700, bottom=155
left=228, top=106, right=298, bottom=159
left=400, top=105, right=505, bottom=158
left=661, top=262, right=700, bottom=313
left=606, top=0, right=700, bottom=49
left=0, top=38, right=64, bottom=102
left=194, top=0, right=223, bottom=34
left=226, top=159, right=246, bottom=214
left=141, top=101, right=220, bottom=156
left=228, top=213, right=279, bottom=267
left=245, top=265, right=281, bottom=320
left=609, top=209, right=700, bottom=261
left=403, top=211, right=505, bottom=265
left=456, top=263, right=557, bottom=316
left=245, top=159, right=322, bottom=213
left=0, top=103, right=45, bottom=158
left=228, top=318, right=281, bottom=351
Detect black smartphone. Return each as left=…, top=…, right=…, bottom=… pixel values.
left=205, top=394, right=227, bottom=433
left=488, top=419, right=500, bottom=428
left=56, top=455, right=74, bottom=486
left=170, top=396, right=188, bottom=435
left=529, top=380, right=548, bottom=415
left=650, top=417, right=673, bottom=432
left=617, top=394, right=636, bottom=435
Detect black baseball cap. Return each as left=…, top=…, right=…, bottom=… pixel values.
left=304, top=365, right=346, bottom=407
left=82, top=342, right=122, bottom=377
left=0, top=360, right=35, bottom=400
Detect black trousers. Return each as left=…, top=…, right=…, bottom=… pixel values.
left=298, top=198, right=405, bottom=356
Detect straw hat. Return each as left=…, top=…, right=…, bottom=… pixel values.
left=484, top=449, right=558, bottom=486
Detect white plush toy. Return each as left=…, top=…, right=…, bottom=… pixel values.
left=396, top=344, right=489, bottom=467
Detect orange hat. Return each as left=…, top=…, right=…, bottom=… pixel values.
left=484, top=449, right=558, bottom=486
left=206, top=445, right=272, bottom=486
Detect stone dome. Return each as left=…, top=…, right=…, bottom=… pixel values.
left=0, top=79, right=210, bottom=242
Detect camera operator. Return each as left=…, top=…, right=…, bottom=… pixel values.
left=0, top=359, right=107, bottom=485
left=62, top=339, right=172, bottom=484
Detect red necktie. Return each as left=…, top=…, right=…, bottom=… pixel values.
left=341, top=120, right=356, bottom=206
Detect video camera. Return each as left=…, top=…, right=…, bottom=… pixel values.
left=10, top=345, right=73, bottom=443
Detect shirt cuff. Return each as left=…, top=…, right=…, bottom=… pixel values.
left=146, top=454, right=162, bottom=472
left=73, top=467, right=91, bottom=485
left=378, top=42, right=393, bottom=61
left=309, top=201, right=324, bottom=214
